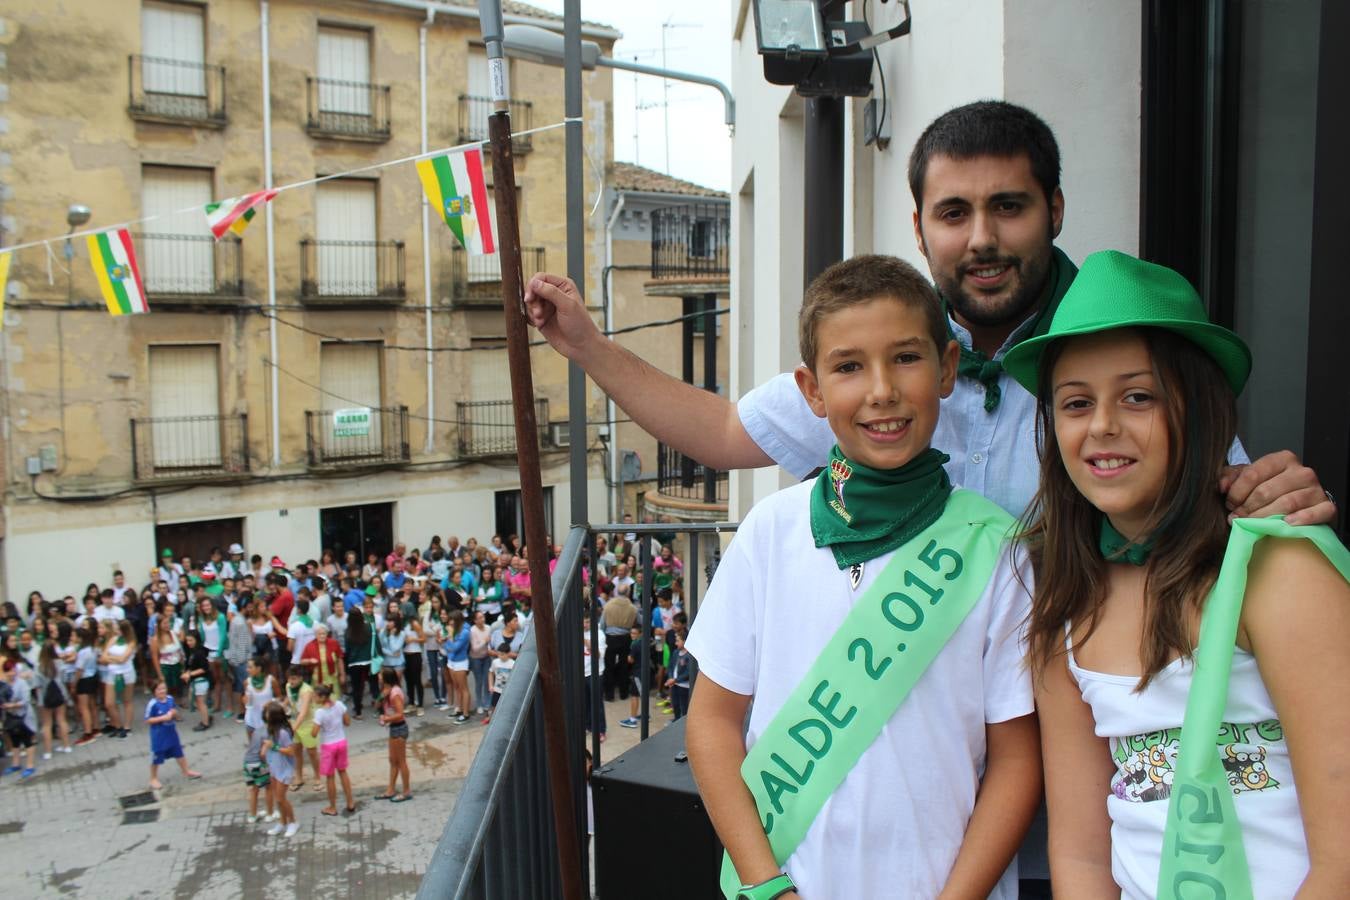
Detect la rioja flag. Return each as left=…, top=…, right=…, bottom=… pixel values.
left=416, top=147, right=496, bottom=255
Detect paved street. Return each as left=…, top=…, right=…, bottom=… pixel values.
left=0, top=697, right=665, bottom=898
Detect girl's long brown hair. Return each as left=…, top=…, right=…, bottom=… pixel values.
left=1021, top=329, right=1237, bottom=690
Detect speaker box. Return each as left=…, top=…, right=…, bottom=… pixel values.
left=591, top=718, right=723, bottom=898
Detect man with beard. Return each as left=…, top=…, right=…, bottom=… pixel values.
left=524, top=100, right=1332, bottom=527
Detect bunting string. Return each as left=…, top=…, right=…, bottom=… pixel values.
left=0, top=121, right=570, bottom=256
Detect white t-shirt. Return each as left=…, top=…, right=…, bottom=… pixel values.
left=289, top=619, right=316, bottom=665
left=93, top=605, right=125, bottom=624
left=313, top=700, right=349, bottom=746
left=685, top=481, right=1033, bottom=900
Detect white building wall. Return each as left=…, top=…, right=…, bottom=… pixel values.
left=1003, top=0, right=1141, bottom=259
left=730, top=0, right=1143, bottom=510
left=4, top=463, right=607, bottom=602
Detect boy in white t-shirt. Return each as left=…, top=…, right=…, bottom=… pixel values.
left=685, top=256, right=1041, bottom=900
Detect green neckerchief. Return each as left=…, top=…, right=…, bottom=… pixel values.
left=809, top=446, right=952, bottom=569
left=296, top=612, right=313, bottom=628
left=1158, top=517, right=1350, bottom=899
left=721, top=490, right=1014, bottom=896
left=1100, top=516, right=1153, bottom=566
left=249, top=675, right=266, bottom=691
left=949, top=246, right=1078, bottom=412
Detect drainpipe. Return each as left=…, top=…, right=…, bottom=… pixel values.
left=603, top=191, right=625, bottom=523
left=420, top=7, right=436, bottom=453
left=261, top=0, right=280, bottom=467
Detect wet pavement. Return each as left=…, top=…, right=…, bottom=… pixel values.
left=0, top=696, right=666, bottom=898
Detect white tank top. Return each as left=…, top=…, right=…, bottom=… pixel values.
left=244, top=675, right=274, bottom=730
left=1067, top=634, right=1307, bottom=898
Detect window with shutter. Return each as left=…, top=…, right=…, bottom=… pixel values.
left=148, top=345, right=221, bottom=467
left=141, top=2, right=206, bottom=96
left=142, top=166, right=214, bottom=294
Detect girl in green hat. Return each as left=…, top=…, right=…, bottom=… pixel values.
left=1007, top=251, right=1350, bottom=899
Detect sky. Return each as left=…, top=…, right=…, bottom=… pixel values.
left=527, top=0, right=734, bottom=192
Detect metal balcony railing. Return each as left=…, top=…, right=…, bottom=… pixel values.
left=457, top=95, right=534, bottom=153
left=456, top=399, right=548, bottom=458
left=127, top=55, right=227, bottom=126
left=650, top=203, right=731, bottom=280
left=448, top=245, right=544, bottom=305
left=417, top=521, right=735, bottom=899
left=305, top=406, right=410, bottom=467
left=657, top=441, right=728, bottom=504
left=305, top=76, right=392, bottom=140
left=300, top=239, right=406, bottom=301
left=130, top=414, right=249, bottom=483
left=136, top=233, right=243, bottom=299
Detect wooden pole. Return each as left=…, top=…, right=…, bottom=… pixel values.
left=486, top=109, right=585, bottom=900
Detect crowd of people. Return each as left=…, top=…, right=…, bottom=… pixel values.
left=0, top=530, right=688, bottom=826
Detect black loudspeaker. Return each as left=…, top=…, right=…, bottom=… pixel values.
left=591, top=718, right=723, bottom=898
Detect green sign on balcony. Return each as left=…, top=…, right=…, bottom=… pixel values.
left=333, top=407, right=371, bottom=437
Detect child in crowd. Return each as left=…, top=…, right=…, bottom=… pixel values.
left=664, top=632, right=691, bottom=721
left=243, top=724, right=276, bottom=824
left=1004, top=251, right=1350, bottom=897
left=1, top=659, right=38, bottom=780
left=377, top=669, right=412, bottom=802
left=182, top=629, right=212, bottom=731
left=686, top=255, right=1040, bottom=899
left=243, top=656, right=275, bottom=738
left=283, top=668, right=319, bottom=791
left=618, top=624, right=643, bottom=729
left=144, top=680, right=201, bottom=790
left=485, top=639, right=515, bottom=726
left=311, top=683, right=356, bottom=816
left=260, top=700, right=299, bottom=838
left=73, top=623, right=100, bottom=744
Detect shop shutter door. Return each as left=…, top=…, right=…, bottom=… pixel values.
left=142, top=167, right=214, bottom=294
left=149, top=345, right=221, bottom=467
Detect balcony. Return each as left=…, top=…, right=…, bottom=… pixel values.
left=136, top=233, right=243, bottom=305
left=447, top=245, right=544, bottom=306
left=131, top=414, right=249, bottom=483
left=651, top=441, right=728, bottom=519
left=127, top=55, right=227, bottom=128
left=648, top=203, right=731, bottom=296
left=305, top=77, right=391, bottom=142
left=300, top=239, right=406, bottom=304
left=305, top=406, right=410, bottom=468
left=457, top=95, right=534, bottom=154
left=456, top=399, right=549, bottom=459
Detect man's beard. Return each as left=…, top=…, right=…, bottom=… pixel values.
left=935, top=249, right=1052, bottom=329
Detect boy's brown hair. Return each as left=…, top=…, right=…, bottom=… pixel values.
left=798, top=255, right=949, bottom=370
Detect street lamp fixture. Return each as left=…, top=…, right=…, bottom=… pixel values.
left=502, top=23, right=734, bottom=128
left=750, top=0, right=911, bottom=97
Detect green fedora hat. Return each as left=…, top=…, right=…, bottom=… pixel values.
left=1003, top=250, right=1251, bottom=396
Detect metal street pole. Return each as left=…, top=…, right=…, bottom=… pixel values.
left=564, top=0, right=588, bottom=528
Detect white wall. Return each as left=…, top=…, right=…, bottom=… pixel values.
left=3, top=461, right=608, bottom=603
left=1003, top=0, right=1141, bottom=259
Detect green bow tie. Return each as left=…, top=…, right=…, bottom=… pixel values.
left=1100, top=517, right=1153, bottom=566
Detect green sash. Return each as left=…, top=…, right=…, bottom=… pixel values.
left=719, top=490, right=1013, bottom=897
left=1158, top=517, right=1350, bottom=900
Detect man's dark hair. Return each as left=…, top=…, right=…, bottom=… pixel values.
left=100, top=588, right=114, bottom=600
left=908, top=101, right=1061, bottom=211
left=297, top=598, right=310, bottom=615
left=113, top=570, right=124, bottom=578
